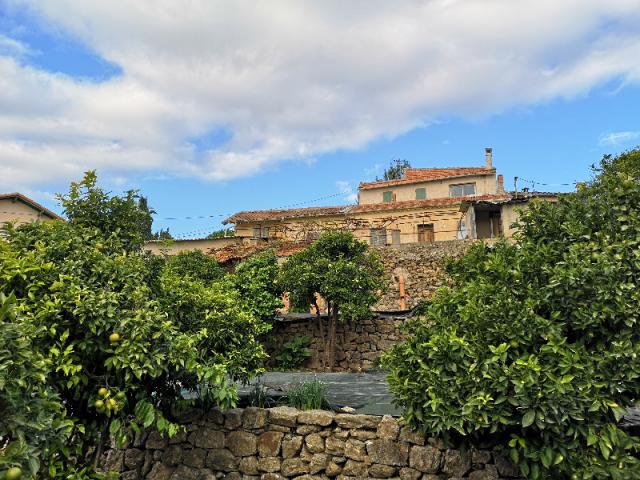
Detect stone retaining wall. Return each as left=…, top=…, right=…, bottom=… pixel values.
left=266, top=316, right=406, bottom=372
left=101, top=406, right=520, bottom=480
left=373, top=241, right=474, bottom=311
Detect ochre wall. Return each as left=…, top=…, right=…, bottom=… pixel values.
left=358, top=173, right=497, bottom=205
left=0, top=198, right=56, bottom=226
left=144, top=238, right=240, bottom=255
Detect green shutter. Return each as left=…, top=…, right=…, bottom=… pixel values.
left=415, top=187, right=426, bottom=200
left=383, top=191, right=393, bottom=203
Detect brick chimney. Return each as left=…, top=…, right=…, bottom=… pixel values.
left=497, top=174, right=505, bottom=194
left=485, top=147, right=493, bottom=169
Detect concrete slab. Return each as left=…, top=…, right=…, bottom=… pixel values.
left=238, top=370, right=401, bottom=416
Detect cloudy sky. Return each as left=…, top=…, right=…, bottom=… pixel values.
left=1, top=0, right=640, bottom=236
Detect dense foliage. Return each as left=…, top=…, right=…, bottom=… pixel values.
left=0, top=175, right=272, bottom=478
left=165, top=250, right=225, bottom=284
left=0, top=292, right=74, bottom=478
left=58, top=171, right=153, bottom=251
left=276, top=335, right=312, bottom=370
left=377, top=158, right=411, bottom=181
left=383, top=149, right=640, bottom=479
left=233, top=250, right=283, bottom=323
left=280, top=231, right=384, bottom=369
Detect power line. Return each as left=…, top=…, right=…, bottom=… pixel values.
left=154, top=191, right=348, bottom=222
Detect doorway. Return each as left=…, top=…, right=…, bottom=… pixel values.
left=417, top=224, right=434, bottom=243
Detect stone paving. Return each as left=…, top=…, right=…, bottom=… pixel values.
left=238, top=370, right=402, bottom=416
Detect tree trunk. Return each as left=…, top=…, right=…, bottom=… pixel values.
left=313, top=299, right=325, bottom=370
left=327, top=305, right=338, bottom=371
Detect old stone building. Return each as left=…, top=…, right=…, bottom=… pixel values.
left=224, top=148, right=556, bottom=245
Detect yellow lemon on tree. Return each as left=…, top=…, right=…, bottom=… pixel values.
left=109, top=332, right=121, bottom=344
left=5, top=467, right=22, bottom=480
left=95, top=399, right=104, bottom=409
left=98, top=387, right=108, bottom=397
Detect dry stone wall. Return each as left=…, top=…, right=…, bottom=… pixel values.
left=373, top=241, right=474, bottom=311
left=100, top=406, right=520, bottom=480
left=266, top=316, right=406, bottom=372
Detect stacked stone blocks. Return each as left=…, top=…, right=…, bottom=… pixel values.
left=101, top=406, right=520, bottom=480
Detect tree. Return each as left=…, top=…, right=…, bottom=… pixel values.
left=207, top=228, right=235, bottom=239
left=233, top=250, right=283, bottom=324
left=279, top=231, right=384, bottom=369
left=149, top=228, right=173, bottom=240
left=382, top=149, right=640, bottom=479
left=377, top=159, right=411, bottom=181
left=165, top=250, right=225, bottom=284
left=0, top=174, right=268, bottom=477
left=57, top=171, right=154, bottom=251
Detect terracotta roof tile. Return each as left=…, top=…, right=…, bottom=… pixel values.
left=359, top=167, right=493, bottom=190
left=223, top=194, right=520, bottom=224
left=211, top=240, right=311, bottom=263
left=223, top=205, right=349, bottom=224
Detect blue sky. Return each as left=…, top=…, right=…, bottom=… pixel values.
left=1, top=1, right=639, bottom=237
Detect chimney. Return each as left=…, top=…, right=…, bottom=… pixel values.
left=497, top=174, right=505, bottom=194
left=485, top=147, right=493, bottom=169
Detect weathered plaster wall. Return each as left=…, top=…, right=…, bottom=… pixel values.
left=358, top=173, right=497, bottom=205
left=100, top=406, right=520, bottom=480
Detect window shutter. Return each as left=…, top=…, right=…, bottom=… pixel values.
left=415, top=187, right=426, bottom=200
left=382, top=191, right=393, bottom=203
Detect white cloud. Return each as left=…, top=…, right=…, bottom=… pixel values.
left=598, top=130, right=640, bottom=146
left=2, top=0, right=640, bottom=190
left=336, top=180, right=358, bottom=204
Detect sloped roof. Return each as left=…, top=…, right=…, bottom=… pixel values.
left=0, top=192, right=63, bottom=220
left=223, top=194, right=516, bottom=224
left=223, top=205, right=349, bottom=224
left=359, top=167, right=494, bottom=190
left=212, top=240, right=311, bottom=263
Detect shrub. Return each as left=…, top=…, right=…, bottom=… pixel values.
left=383, top=149, right=640, bottom=479
left=276, top=335, right=312, bottom=370
left=0, top=292, right=73, bottom=478
left=286, top=380, right=329, bottom=410
left=0, top=173, right=268, bottom=476
left=233, top=250, right=283, bottom=323
left=165, top=250, right=225, bottom=284
left=247, top=381, right=273, bottom=408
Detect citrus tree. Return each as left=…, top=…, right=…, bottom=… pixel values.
left=0, top=291, right=74, bottom=479
left=279, top=231, right=384, bottom=369
left=233, top=249, right=283, bottom=324
left=383, top=149, right=640, bottom=479
left=0, top=174, right=269, bottom=478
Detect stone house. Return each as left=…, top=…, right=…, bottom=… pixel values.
left=0, top=192, right=62, bottom=227
left=224, top=148, right=557, bottom=245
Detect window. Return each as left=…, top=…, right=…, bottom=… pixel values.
left=261, top=227, right=270, bottom=239
left=370, top=228, right=387, bottom=246
left=382, top=191, right=393, bottom=203
left=252, top=227, right=261, bottom=239
left=449, top=183, right=476, bottom=197
left=415, top=187, right=426, bottom=200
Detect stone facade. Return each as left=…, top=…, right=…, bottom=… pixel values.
left=267, top=242, right=477, bottom=372
left=100, top=406, right=520, bottom=480
left=373, top=241, right=474, bottom=312
left=266, top=316, right=406, bottom=372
